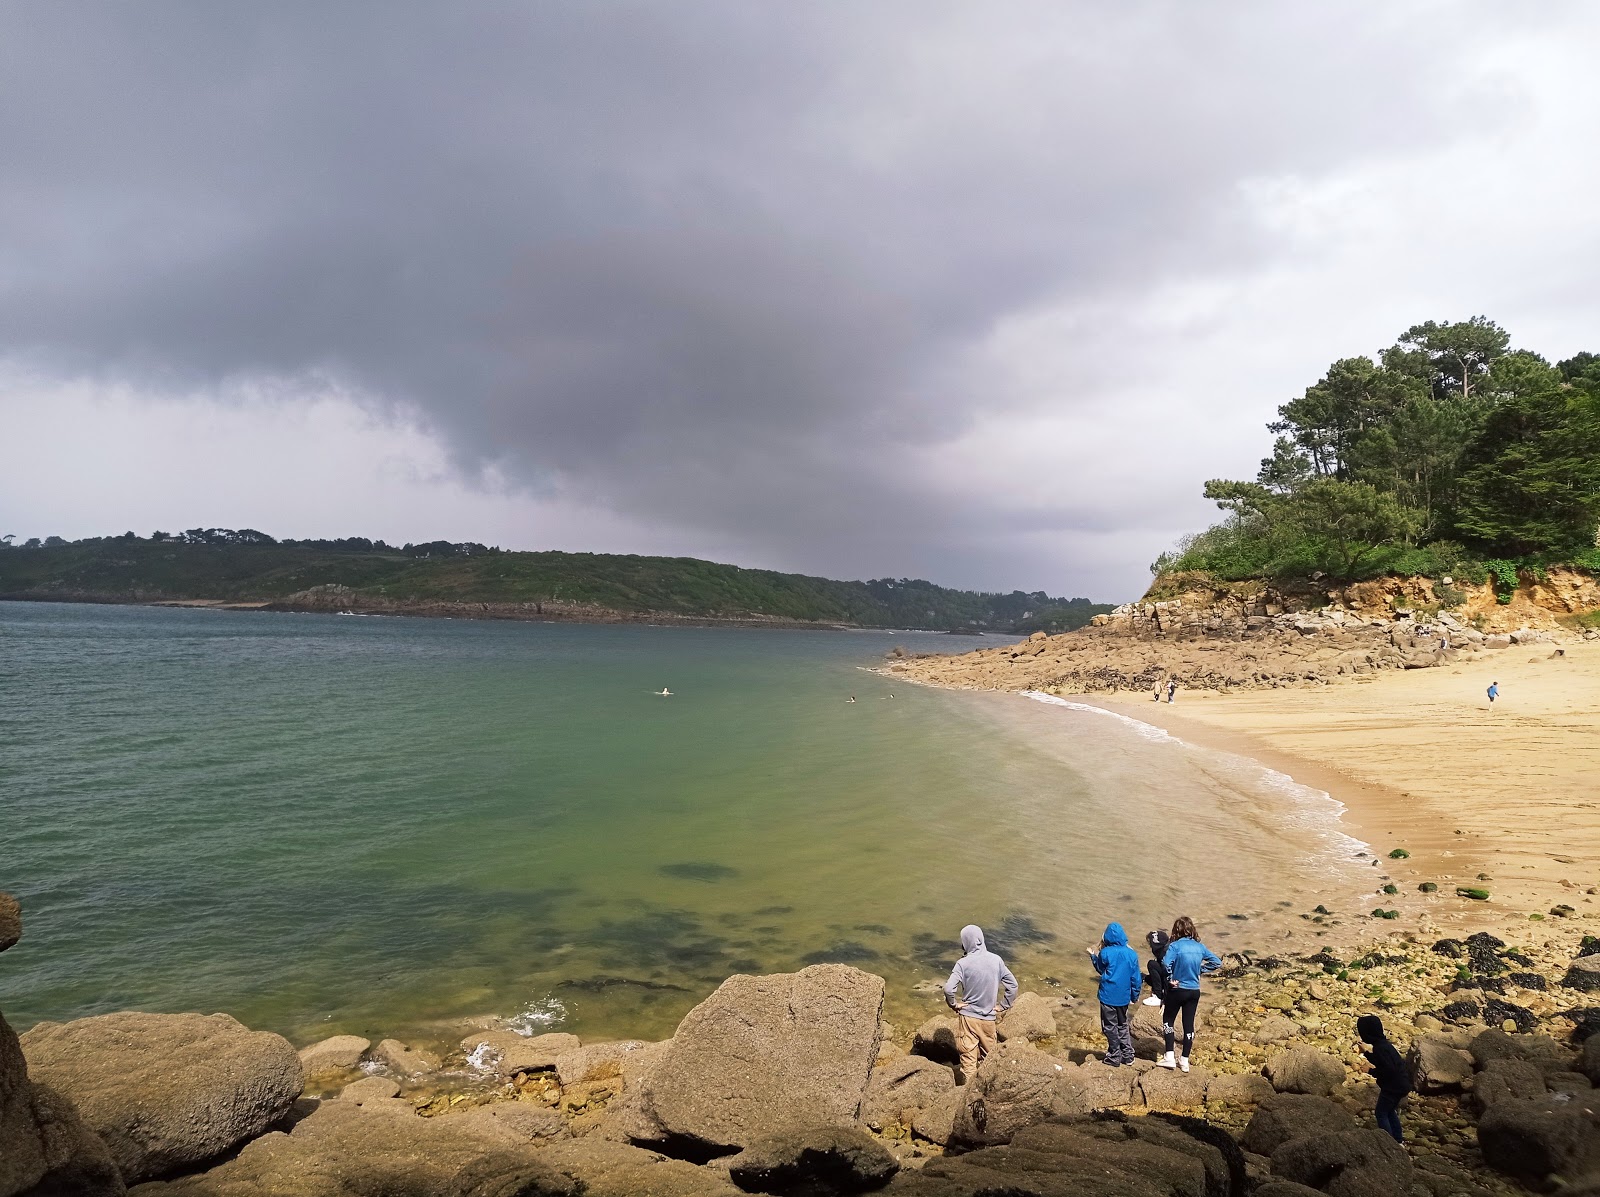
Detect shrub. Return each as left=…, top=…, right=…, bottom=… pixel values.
left=1456, top=887, right=1490, bottom=900
left=1388, top=848, right=1410, bottom=859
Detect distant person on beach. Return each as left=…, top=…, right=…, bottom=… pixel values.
left=1141, top=929, right=1171, bottom=1007
left=1166, top=679, right=1178, bottom=703
left=943, top=924, right=1017, bottom=1084
left=1087, top=922, right=1141, bottom=1067
left=1487, top=681, right=1499, bottom=704
left=1159, top=915, right=1221, bottom=1073
left=1356, top=1014, right=1413, bottom=1142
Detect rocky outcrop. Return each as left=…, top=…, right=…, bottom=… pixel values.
left=635, top=964, right=884, bottom=1152
left=1477, top=1094, right=1600, bottom=1185
left=126, top=1093, right=575, bottom=1197
left=0, top=894, right=20, bottom=954
left=21, top=1011, right=303, bottom=1184
left=725, top=1125, right=899, bottom=1194
left=370, top=1037, right=441, bottom=1075
left=460, top=1030, right=580, bottom=1078
left=1239, top=1094, right=1358, bottom=1156
left=995, top=992, right=1056, bottom=1043
left=1269, top=1128, right=1414, bottom=1197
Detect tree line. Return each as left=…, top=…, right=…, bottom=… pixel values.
left=0, top=528, right=499, bottom=558
left=1156, top=317, right=1600, bottom=591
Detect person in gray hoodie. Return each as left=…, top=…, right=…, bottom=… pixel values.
left=943, top=924, right=1018, bottom=1084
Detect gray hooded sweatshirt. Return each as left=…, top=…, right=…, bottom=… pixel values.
left=942, top=925, right=1018, bottom=1021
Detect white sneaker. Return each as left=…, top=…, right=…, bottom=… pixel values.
left=1141, top=996, right=1161, bottom=1007
left=1178, top=1057, right=1190, bottom=1073
left=1157, top=1051, right=1176, bottom=1069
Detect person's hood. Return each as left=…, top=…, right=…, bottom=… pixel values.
left=1147, top=929, right=1170, bottom=953
left=1356, top=1015, right=1386, bottom=1043
left=1102, top=922, right=1128, bottom=947
left=960, top=925, right=986, bottom=954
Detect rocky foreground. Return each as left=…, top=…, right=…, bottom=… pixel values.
left=5, top=892, right=1600, bottom=1197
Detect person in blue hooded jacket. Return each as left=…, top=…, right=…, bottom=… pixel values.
left=1159, top=915, right=1221, bottom=1073
left=1087, top=922, right=1141, bottom=1067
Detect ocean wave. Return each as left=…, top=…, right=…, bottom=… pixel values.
left=504, top=996, right=568, bottom=1035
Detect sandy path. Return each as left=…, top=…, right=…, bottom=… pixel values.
left=1094, top=640, right=1600, bottom=934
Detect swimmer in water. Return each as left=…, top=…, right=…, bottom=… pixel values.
left=657, top=687, right=672, bottom=696
left=847, top=695, right=856, bottom=703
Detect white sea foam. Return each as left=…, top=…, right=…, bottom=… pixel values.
left=505, top=996, right=568, bottom=1035
left=1019, top=690, right=1369, bottom=869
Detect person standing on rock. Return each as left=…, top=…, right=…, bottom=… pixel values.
left=1141, top=929, right=1171, bottom=1008
left=942, top=924, right=1017, bottom=1084
left=1088, top=922, right=1141, bottom=1067
left=1158, top=915, right=1220, bottom=1073
left=1356, top=1014, right=1412, bottom=1142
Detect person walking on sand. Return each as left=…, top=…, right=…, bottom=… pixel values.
left=1487, top=681, right=1498, bottom=705
left=1141, top=929, right=1171, bottom=1008
left=1159, top=915, right=1221, bottom=1073
left=1088, top=923, right=1141, bottom=1067
left=1357, top=1014, right=1413, bottom=1142
left=1166, top=679, right=1178, bottom=703
left=1152, top=680, right=1162, bottom=702
left=943, top=924, right=1018, bottom=1084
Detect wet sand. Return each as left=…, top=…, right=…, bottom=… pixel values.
left=1091, top=639, right=1600, bottom=939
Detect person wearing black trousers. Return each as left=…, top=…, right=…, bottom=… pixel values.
left=1357, top=1014, right=1413, bottom=1142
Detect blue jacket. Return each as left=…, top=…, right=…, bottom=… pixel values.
left=1162, top=937, right=1222, bottom=990
left=1090, top=922, right=1141, bottom=1007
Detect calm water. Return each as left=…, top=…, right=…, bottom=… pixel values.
left=1, top=602, right=1366, bottom=1049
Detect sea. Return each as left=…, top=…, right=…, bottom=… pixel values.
left=0, top=601, right=1369, bottom=1049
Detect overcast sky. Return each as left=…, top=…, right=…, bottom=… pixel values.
left=2, top=3, right=1597, bottom=600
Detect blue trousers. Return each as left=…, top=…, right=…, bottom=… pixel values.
left=1375, top=1089, right=1405, bottom=1142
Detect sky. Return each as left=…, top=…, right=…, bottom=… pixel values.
left=2, top=2, right=1598, bottom=601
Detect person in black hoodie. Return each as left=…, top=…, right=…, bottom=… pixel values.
left=1141, top=930, right=1171, bottom=1007
left=1356, top=1014, right=1412, bottom=1142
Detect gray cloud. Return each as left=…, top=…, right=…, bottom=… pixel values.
left=0, top=2, right=1586, bottom=596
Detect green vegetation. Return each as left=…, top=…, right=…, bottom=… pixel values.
left=0, top=532, right=1111, bottom=632
left=1456, top=887, right=1491, bottom=901
left=1154, top=319, right=1600, bottom=583
left=1388, top=848, right=1410, bottom=859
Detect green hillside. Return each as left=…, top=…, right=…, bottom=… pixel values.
left=0, top=532, right=1110, bottom=632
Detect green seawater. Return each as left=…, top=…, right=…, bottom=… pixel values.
left=1, top=602, right=1365, bottom=1050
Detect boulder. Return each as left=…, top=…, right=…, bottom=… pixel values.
left=594, top=1039, right=673, bottom=1144
left=1240, top=1093, right=1357, bottom=1156
left=534, top=1138, right=741, bottom=1197
left=552, top=1039, right=653, bottom=1087
left=909, top=1016, right=960, bottom=1065
left=637, top=965, right=883, bottom=1152
left=1409, top=1035, right=1475, bottom=1093
left=1052, top=1059, right=1137, bottom=1116
left=1, top=1012, right=125, bottom=1197
left=1269, top=1129, right=1414, bottom=1197
left=1264, top=1047, right=1345, bottom=1096
left=1251, top=1016, right=1302, bottom=1046
left=1205, top=1071, right=1275, bottom=1106
left=858, top=1055, right=955, bottom=1131
left=726, top=1125, right=899, bottom=1194
left=369, top=1038, right=439, bottom=1075
left=1253, top=1185, right=1325, bottom=1197
left=910, top=1091, right=960, bottom=1147
left=1564, top=954, right=1600, bottom=993
left=1478, top=1095, right=1600, bottom=1183
left=1584, top=1034, right=1600, bottom=1086
left=21, top=1011, right=303, bottom=1184
left=1139, top=1065, right=1210, bottom=1112
left=125, top=1094, right=577, bottom=1197
left=337, top=1075, right=401, bottom=1105
left=0, top=893, right=19, bottom=954
left=297, top=1035, right=370, bottom=1077
left=461, top=1030, right=580, bottom=1077
left=946, top=1041, right=1072, bottom=1148
left=1052, top=1115, right=1243, bottom=1197
left=1469, top=1028, right=1573, bottom=1072
left=1474, top=1058, right=1548, bottom=1111
left=996, top=993, right=1056, bottom=1043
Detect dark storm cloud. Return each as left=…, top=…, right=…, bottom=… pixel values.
left=0, top=2, right=1548, bottom=592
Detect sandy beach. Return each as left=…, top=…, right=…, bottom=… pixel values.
left=1093, top=639, right=1600, bottom=938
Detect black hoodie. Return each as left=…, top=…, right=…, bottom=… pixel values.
left=1144, top=930, right=1171, bottom=1001
left=1356, top=1015, right=1412, bottom=1094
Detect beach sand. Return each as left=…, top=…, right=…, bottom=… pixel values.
left=1093, top=639, right=1600, bottom=938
